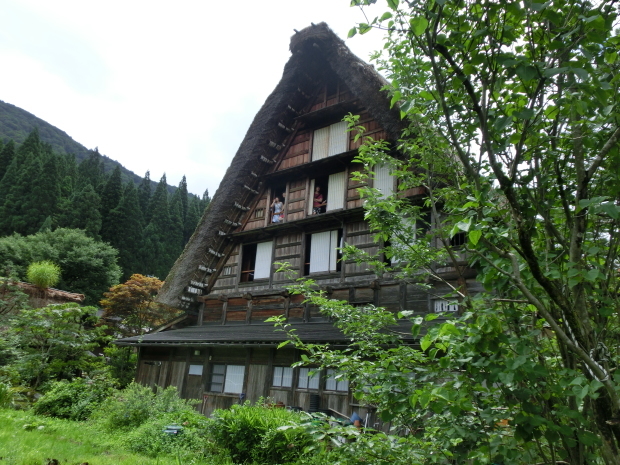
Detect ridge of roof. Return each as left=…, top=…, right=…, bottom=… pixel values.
left=157, top=22, right=403, bottom=309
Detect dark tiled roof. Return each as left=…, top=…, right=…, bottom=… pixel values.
left=115, top=321, right=415, bottom=347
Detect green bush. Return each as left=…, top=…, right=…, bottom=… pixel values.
left=92, top=383, right=197, bottom=432
left=122, top=410, right=209, bottom=457
left=207, top=402, right=312, bottom=464
left=33, top=376, right=115, bottom=420
left=26, top=261, right=61, bottom=289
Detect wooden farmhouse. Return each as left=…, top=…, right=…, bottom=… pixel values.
left=116, top=23, right=475, bottom=426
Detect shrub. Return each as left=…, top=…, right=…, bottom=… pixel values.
left=92, top=383, right=197, bottom=432
left=122, top=410, right=210, bottom=457
left=207, top=402, right=312, bottom=464
left=26, top=261, right=61, bottom=289
left=33, top=376, right=116, bottom=420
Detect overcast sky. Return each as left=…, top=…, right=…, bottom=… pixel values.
left=0, top=0, right=386, bottom=196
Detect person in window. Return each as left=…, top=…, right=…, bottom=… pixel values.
left=313, top=186, right=326, bottom=214
left=271, top=197, right=283, bottom=223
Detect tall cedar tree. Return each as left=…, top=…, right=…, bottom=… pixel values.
left=99, top=165, right=123, bottom=228
left=137, top=170, right=152, bottom=224
left=56, top=183, right=102, bottom=239
left=0, top=140, right=15, bottom=182
left=103, top=182, right=144, bottom=280
left=76, top=148, right=105, bottom=190
left=143, top=174, right=172, bottom=278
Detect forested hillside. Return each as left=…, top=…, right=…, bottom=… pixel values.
left=0, top=129, right=210, bottom=302
left=0, top=99, right=173, bottom=193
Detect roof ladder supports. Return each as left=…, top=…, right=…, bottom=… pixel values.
left=259, top=155, right=275, bottom=164
left=190, top=280, right=206, bottom=289
left=297, top=87, right=310, bottom=99
left=198, top=265, right=216, bottom=273
left=243, top=184, right=259, bottom=195
left=208, top=248, right=224, bottom=258
left=218, top=230, right=228, bottom=236
left=287, top=105, right=300, bottom=115
left=268, top=140, right=282, bottom=151
left=224, top=219, right=241, bottom=227
left=278, top=122, right=293, bottom=133
left=250, top=171, right=258, bottom=178
left=233, top=202, right=250, bottom=211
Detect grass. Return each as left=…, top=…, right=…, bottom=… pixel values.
left=0, top=409, right=215, bottom=465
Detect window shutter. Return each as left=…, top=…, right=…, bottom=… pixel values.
left=328, top=121, right=348, bottom=156
left=312, top=126, right=330, bottom=161
left=326, top=171, right=346, bottom=211
left=253, top=241, right=273, bottom=279
left=374, top=164, right=395, bottom=199
left=310, top=231, right=331, bottom=273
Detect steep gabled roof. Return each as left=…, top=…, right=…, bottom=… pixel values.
left=157, top=22, right=403, bottom=309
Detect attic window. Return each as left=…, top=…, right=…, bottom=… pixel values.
left=240, top=241, right=273, bottom=282
left=450, top=232, right=467, bottom=248
left=312, top=121, right=349, bottom=161
left=434, top=300, right=459, bottom=313
left=254, top=209, right=264, bottom=219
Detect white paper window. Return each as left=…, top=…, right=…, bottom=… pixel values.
left=312, top=122, right=349, bottom=161
left=298, top=367, right=320, bottom=390
left=325, top=369, right=349, bottom=392
left=433, top=300, right=459, bottom=313
left=309, top=230, right=339, bottom=273
left=188, top=365, right=203, bottom=376
left=374, top=164, right=395, bottom=199
left=253, top=241, right=273, bottom=279
left=223, top=365, right=245, bottom=393
left=326, top=171, right=346, bottom=211
left=209, top=364, right=245, bottom=394
left=273, top=366, right=293, bottom=387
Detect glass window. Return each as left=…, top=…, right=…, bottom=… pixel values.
left=273, top=366, right=293, bottom=387
left=325, top=368, right=349, bottom=392
left=433, top=300, right=458, bottom=313
left=298, top=367, right=320, bottom=390
left=209, top=364, right=245, bottom=394
left=188, top=365, right=203, bottom=376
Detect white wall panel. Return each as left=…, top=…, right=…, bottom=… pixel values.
left=328, top=121, right=349, bottom=156
left=327, top=171, right=346, bottom=211
left=254, top=241, right=273, bottom=279
left=312, top=126, right=330, bottom=161
left=308, top=179, right=315, bottom=215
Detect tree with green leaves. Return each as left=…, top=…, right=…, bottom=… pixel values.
left=0, top=228, right=121, bottom=305
left=276, top=2, right=620, bottom=464
left=56, top=183, right=102, bottom=239
left=0, top=140, right=15, bottom=182
left=137, top=170, right=152, bottom=224
left=143, top=174, right=174, bottom=278
left=7, top=303, right=108, bottom=389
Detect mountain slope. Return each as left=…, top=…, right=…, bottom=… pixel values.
left=0, top=99, right=169, bottom=191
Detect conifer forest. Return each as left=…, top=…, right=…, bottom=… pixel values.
left=0, top=128, right=210, bottom=303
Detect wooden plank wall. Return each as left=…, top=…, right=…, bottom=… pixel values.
left=285, top=181, right=307, bottom=222
left=211, top=245, right=239, bottom=293
left=349, top=110, right=387, bottom=151
left=344, top=221, right=378, bottom=277
left=273, top=233, right=303, bottom=282
left=243, top=194, right=268, bottom=231
left=279, top=129, right=311, bottom=170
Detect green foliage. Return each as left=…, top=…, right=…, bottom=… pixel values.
left=121, top=410, right=209, bottom=457
left=26, top=261, right=61, bottom=289
left=103, top=345, right=137, bottom=388
left=288, top=0, right=620, bottom=463
left=207, top=402, right=311, bottom=464
left=8, top=303, right=109, bottom=390
left=0, top=276, right=29, bottom=321
left=0, top=228, right=121, bottom=304
left=92, top=383, right=197, bottom=432
left=33, top=375, right=116, bottom=420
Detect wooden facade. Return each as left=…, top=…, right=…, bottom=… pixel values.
left=117, top=23, right=477, bottom=426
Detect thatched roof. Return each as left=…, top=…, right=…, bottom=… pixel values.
left=157, top=22, right=404, bottom=309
